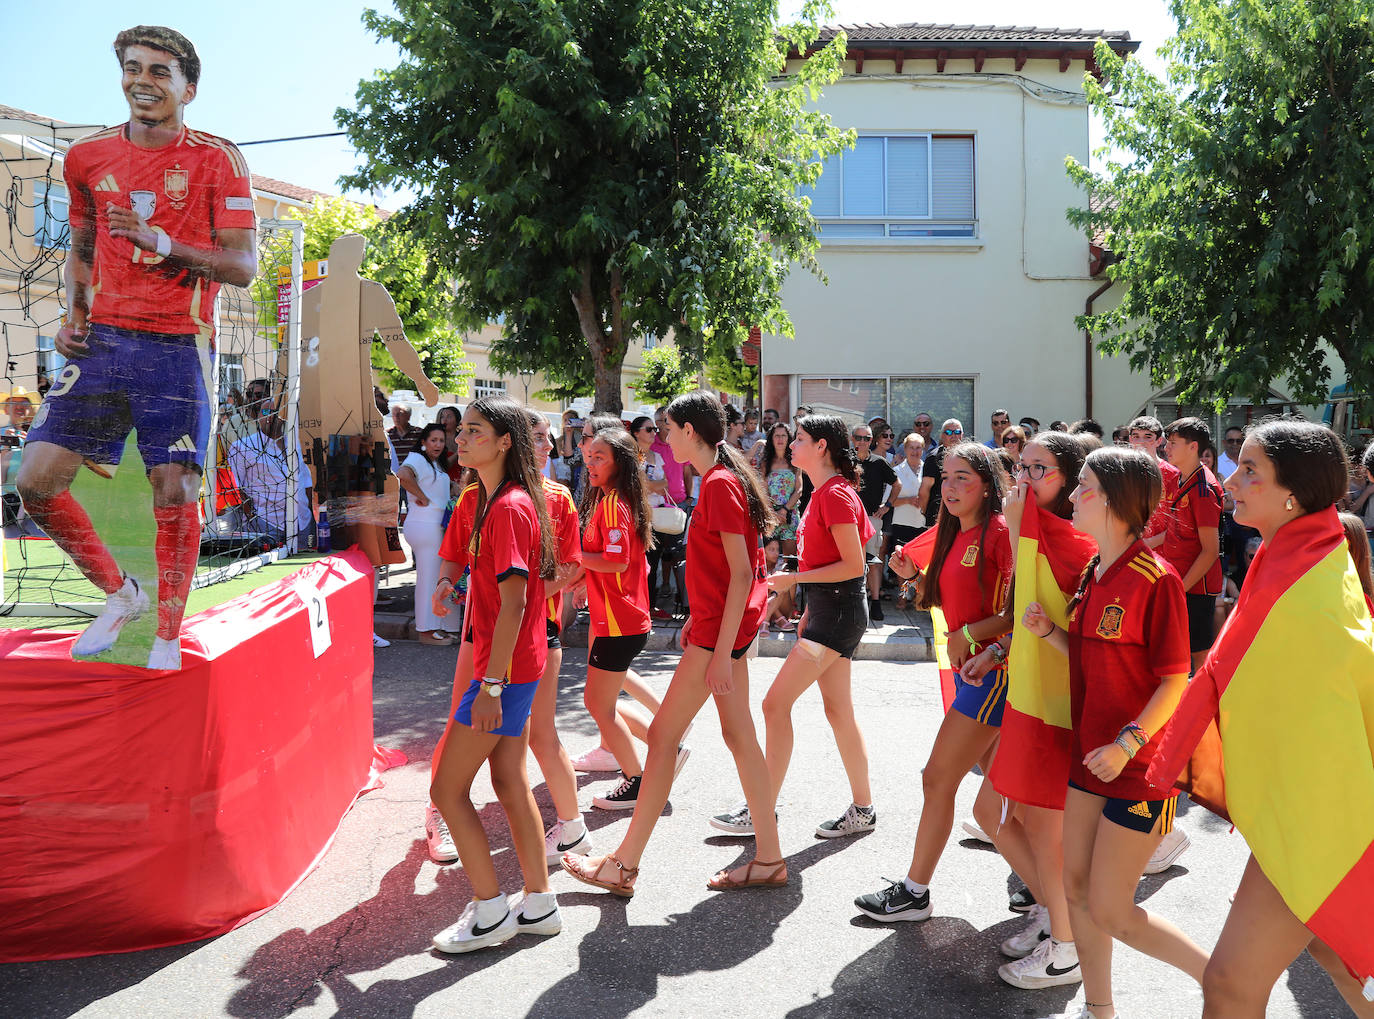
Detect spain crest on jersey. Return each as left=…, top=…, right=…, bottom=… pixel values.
left=960, top=543, right=980, bottom=567
left=165, top=168, right=189, bottom=203
left=1096, top=602, right=1125, bottom=639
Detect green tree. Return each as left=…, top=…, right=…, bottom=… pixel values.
left=704, top=351, right=760, bottom=405
left=1068, top=0, right=1374, bottom=408
left=630, top=345, right=695, bottom=405
left=258, top=196, right=470, bottom=395
left=339, top=0, right=850, bottom=412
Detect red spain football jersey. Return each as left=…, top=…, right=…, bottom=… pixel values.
left=64, top=124, right=256, bottom=339
left=464, top=484, right=547, bottom=684
left=1158, top=465, right=1224, bottom=595
left=438, top=483, right=480, bottom=568
left=797, top=475, right=873, bottom=571
left=1067, top=541, right=1191, bottom=800
left=685, top=465, right=767, bottom=651
left=1143, top=459, right=1180, bottom=540
left=582, top=492, right=651, bottom=637
left=541, top=477, right=582, bottom=625
left=934, top=515, right=1013, bottom=632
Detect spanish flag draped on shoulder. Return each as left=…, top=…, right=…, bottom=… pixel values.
left=899, top=528, right=956, bottom=711
left=1149, top=506, right=1374, bottom=996
left=989, top=498, right=1097, bottom=810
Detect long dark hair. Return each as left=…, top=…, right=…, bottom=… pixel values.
left=413, top=423, right=449, bottom=475
left=1029, top=431, right=1087, bottom=521
left=666, top=391, right=776, bottom=536
left=916, top=442, right=1009, bottom=611
left=581, top=425, right=655, bottom=550
left=796, top=414, right=861, bottom=489
left=1065, top=446, right=1162, bottom=618
left=468, top=396, right=556, bottom=579
left=760, top=421, right=794, bottom=477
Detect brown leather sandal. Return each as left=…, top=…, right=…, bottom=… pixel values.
left=706, top=858, right=789, bottom=891
left=561, top=853, right=638, bottom=897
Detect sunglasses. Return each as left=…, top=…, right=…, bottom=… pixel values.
left=1223, top=437, right=1243, bottom=445
left=943, top=428, right=962, bottom=436
left=852, top=435, right=872, bottom=442
left=1002, top=436, right=1021, bottom=446
left=914, top=421, right=932, bottom=428
left=1015, top=463, right=1056, bottom=480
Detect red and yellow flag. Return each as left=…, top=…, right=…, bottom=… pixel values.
left=1150, top=507, right=1374, bottom=993
left=901, top=529, right=956, bottom=711
left=989, top=498, right=1097, bottom=809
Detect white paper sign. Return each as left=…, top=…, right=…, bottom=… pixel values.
left=294, top=580, right=332, bottom=658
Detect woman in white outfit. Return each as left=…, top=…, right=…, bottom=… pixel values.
left=399, top=423, right=456, bottom=645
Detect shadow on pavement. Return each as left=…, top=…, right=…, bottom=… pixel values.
left=524, top=838, right=854, bottom=1018
left=0, top=942, right=203, bottom=1019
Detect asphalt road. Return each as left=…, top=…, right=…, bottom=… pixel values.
left=0, top=645, right=1349, bottom=1018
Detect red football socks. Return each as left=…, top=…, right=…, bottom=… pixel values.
left=23, top=491, right=124, bottom=594
left=154, top=503, right=200, bottom=640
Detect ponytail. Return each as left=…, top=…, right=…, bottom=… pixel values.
left=666, top=391, right=777, bottom=535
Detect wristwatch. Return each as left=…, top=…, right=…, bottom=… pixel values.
left=481, top=677, right=506, bottom=698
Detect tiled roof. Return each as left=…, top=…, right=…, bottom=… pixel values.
left=817, top=23, right=1135, bottom=46
left=250, top=175, right=333, bottom=203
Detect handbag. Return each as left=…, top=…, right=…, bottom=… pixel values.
left=652, top=493, right=687, bottom=535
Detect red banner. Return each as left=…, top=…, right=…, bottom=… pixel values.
left=0, top=550, right=380, bottom=961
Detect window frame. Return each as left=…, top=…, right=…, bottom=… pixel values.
left=807, top=132, right=978, bottom=242
left=35, top=181, right=71, bottom=251
left=799, top=374, right=979, bottom=431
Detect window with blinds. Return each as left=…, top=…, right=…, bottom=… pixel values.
left=802, top=134, right=976, bottom=240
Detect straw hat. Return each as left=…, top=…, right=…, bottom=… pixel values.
left=3, top=386, right=40, bottom=405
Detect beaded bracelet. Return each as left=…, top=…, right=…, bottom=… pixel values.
left=1119, top=721, right=1149, bottom=748
left=1113, top=734, right=1139, bottom=760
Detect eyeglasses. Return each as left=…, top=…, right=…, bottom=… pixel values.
left=1015, top=463, right=1056, bottom=480
left=852, top=435, right=872, bottom=442
left=943, top=428, right=962, bottom=437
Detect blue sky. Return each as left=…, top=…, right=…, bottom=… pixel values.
left=1, top=1, right=1176, bottom=208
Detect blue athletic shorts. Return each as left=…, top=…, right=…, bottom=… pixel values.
left=1069, top=780, right=1177, bottom=835
left=26, top=322, right=214, bottom=470
left=951, top=667, right=1008, bottom=727
left=454, top=678, right=540, bottom=737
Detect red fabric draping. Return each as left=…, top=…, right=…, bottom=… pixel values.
left=0, top=550, right=379, bottom=961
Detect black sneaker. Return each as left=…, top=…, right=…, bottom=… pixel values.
left=593, top=773, right=642, bottom=810
left=855, top=879, right=932, bottom=922
left=816, top=803, right=877, bottom=839
left=1009, top=885, right=1038, bottom=913
left=869, top=599, right=884, bottom=622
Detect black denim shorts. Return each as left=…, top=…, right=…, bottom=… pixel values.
left=799, top=577, right=868, bottom=659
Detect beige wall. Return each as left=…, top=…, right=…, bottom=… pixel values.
left=765, top=58, right=1160, bottom=431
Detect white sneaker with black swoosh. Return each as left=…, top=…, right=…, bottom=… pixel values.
left=999, top=936, right=1082, bottom=989
left=515, top=890, right=562, bottom=937
left=853, top=878, right=932, bottom=922
left=432, top=896, right=517, bottom=953
left=544, top=820, right=593, bottom=865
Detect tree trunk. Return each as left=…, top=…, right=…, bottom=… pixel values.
left=569, top=258, right=626, bottom=414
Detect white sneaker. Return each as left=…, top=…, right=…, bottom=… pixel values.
left=373, top=633, right=391, bottom=648
left=709, top=801, right=757, bottom=836
left=1143, top=828, right=1190, bottom=875
left=1001, top=903, right=1051, bottom=958
left=674, top=744, right=691, bottom=779
left=816, top=803, right=876, bottom=838
left=961, top=818, right=993, bottom=844
left=544, top=820, right=593, bottom=865
left=72, top=575, right=147, bottom=656
left=425, top=805, right=459, bottom=863
left=145, top=636, right=181, bottom=671
left=432, top=897, right=517, bottom=953
left=514, top=890, right=562, bottom=937
left=571, top=746, right=620, bottom=773
left=999, top=937, right=1082, bottom=989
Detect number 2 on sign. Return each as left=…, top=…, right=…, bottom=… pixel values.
left=294, top=581, right=332, bottom=658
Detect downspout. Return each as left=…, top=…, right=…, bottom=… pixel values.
left=1084, top=278, right=1113, bottom=420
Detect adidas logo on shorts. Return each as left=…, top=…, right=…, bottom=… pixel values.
left=1128, top=801, right=1153, bottom=819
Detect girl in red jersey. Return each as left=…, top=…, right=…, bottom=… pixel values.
left=580, top=426, right=657, bottom=812
left=428, top=397, right=560, bottom=955
left=525, top=411, right=595, bottom=865
left=562, top=392, right=784, bottom=895
left=1022, top=447, right=1207, bottom=1019
left=854, top=442, right=1013, bottom=923
left=712, top=414, right=876, bottom=840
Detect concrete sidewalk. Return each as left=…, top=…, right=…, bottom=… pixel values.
left=371, top=554, right=934, bottom=662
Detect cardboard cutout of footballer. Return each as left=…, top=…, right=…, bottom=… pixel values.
left=15, top=26, right=258, bottom=671
left=293, top=233, right=438, bottom=567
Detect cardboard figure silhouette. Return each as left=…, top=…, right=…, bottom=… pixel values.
left=295, top=233, right=437, bottom=566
